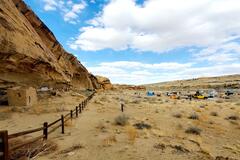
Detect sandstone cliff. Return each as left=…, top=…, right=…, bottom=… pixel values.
left=0, top=0, right=101, bottom=89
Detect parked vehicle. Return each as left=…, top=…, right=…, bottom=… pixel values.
left=193, top=90, right=208, bottom=99
left=225, top=90, right=234, bottom=96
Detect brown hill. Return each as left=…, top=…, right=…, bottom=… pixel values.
left=0, top=0, right=101, bottom=89
left=144, top=74, right=240, bottom=91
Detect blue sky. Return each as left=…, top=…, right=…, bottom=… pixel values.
left=23, top=0, right=240, bottom=84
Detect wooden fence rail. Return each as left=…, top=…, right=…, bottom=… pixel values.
left=0, top=92, right=95, bottom=160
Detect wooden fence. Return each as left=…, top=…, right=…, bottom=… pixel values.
left=0, top=92, right=95, bottom=160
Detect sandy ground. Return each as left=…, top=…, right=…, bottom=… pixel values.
left=1, top=89, right=240, bottom=160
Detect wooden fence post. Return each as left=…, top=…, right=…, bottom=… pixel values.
left=43, top=122, right=48, bottom=140
left=76, top=106, right=78, bottom=117
left=61, top=115, right=64, bottom=134
left=82, top=102, right=84, bottom=110
left=70, top=110, right=73, bottom=119
left=79, top=104, right=82, bottom=113
left=121, top=103, right=124, bottom=112
left=0, top=130, right=9, bottom=160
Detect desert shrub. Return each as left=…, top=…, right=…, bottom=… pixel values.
left=188, top=113, right=199, bottom=120
left=225, top=115, right=239, bottom=120
left=199, top=105, right=205, bottom=108
left=176, top=124, right=183, bottom=129
left=94, top=100, right=103, bottom=105
left=114, top=114, right=129, bottom=126
left=10, top=139, right=57, bottom=159
left=173, top=113, right=182, bottom=118
left=100, top=96, right=107, bottom=102
left=133, top=122, right=151, bottom=129
left=131, top=99, right=140, bottom=104
left=210, top=112, right=218, bottom=116
left=185, top=126, right=202, bottom=135
left=171, top=145, right=190, bottom=153
left=96, top=121, right=107, bottom=132
left=153, top=143, right=166, bottom=150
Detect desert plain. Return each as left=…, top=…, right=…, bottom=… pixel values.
left=1, top=88, right=240, bottom=160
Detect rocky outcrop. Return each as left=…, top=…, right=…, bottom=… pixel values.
left=0, top=0, right=100, bottom=89
left=96, top=76, right=113, bottom=89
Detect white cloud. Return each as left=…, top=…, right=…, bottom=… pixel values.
left=87, top=61, right=240, bottom=84
left=41, top=0, right=86, bottom=24
left=70, top=27, right=133, bottom=50
left=70, top=0, right=240, bottom=52
left=99, top=61, right=193, bottom=70
left=43, top=0, right=58, bottom=11
left=194, top=41, right=240, bottom=63
left=90, top=0, right=95, bottom=3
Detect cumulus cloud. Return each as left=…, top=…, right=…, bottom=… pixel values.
left=194, top=41, right=240, bottom=63
left=69, top=0, right=240, bottom=52
left=41, top=0, right=86, bottom=24
left=42, top=0, right=58, bottom=11
left=87, top=61, right=240, bottom=84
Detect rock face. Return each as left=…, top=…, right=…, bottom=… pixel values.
left=96, top=76, right=113, bottom=89
left=0, top=0, right=101, bottom=89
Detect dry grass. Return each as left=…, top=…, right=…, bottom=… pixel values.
left=185, top=126, right=202, bottom=135
left=114, top=114, right=129, bottom=126
left=210, top=111, right=218, bottom=116
left=216, top=100, right=224, bottom=103
left=131, top=99, right=141, bottom=104
left=55, top=106, right=68, bottom=112
left=96, top=121, right=107, bottom=132
left=173, top=112, right=182, bottom=118
left=126, top=126, right=138, bottom=144
left=65, top=119, right=75, bottom=127
left=153, top=143, right=166, bottom=150
left=188, top=113, right=199, bottom=120
left=225, top=115, right=239, bottom=121
left=10, top=139, right=58, bottom=159
left=103, top=135, right=117, bottom=146
left=0, top=112, right=11, bottom=121
left=94, top=99, right=103, bottom=105
left=100, top=96, right=107, bottom=102
left=59, top=143, right=84, bottom=154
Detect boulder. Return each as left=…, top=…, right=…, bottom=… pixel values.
left=96, top=76, right=113, bottom=89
